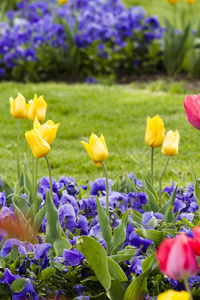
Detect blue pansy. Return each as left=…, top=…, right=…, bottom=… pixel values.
left=34, top=243, right=52, bottom=260
left=63, top=249, right=84, bottom=266
left=1, top=238, right=27, bottom=258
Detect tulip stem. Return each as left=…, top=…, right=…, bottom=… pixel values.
left=34, top=158, right=38, bottom=219
left=102, top=161, right=109, bottom=218
left=183, top=278, right=193, bottom=300
left=45, top=156, right=53, bottom=199
left=151, top=148, right=154, bottom=186
left=32, top=154, right=35, bottom=207
left=159, top=155, right=170, bottom=203
left=17, top=118, right=20, bottom=181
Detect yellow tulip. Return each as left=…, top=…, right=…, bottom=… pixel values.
left=145, top=115, right=165, bottom=148
left=34, top=118, right=60, bottom=146
left=28, top=94, right=47, bottom=123
left=25, top=129, right=50, bottom=158
left=185, top=0, right=195, bottom=3
left=58, top=0, right=69, bottom=4
left=9, top=93, right=30, bottom=119
left=158, top=290, right=190, bottom=300
left=164, top=0, right=178, bottom=4
left=162, top=130, right=180, bottom=156
left=81, top=133, right=108, bottom=167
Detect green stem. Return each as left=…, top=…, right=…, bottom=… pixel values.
left=151, top=148, right=154, bottom=186
left=32, top=154, right=35, bottom=207
left=34, top=158, right=38, bottom=219
left=17, top=118, right=20, bottom=181
left=183, top=278, right=193, bottom=300
left=189, top=4, right=193, bottom=23
left=45, top=156, right=53, bottom=199
left=173, top=4, right=177, bottom=28
left=101, top=161, right=109, bottom=218
left=159, top=155, right=170, bottom=203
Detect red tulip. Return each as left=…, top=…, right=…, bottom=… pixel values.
left=192, top=226, right=200, bottom=256
left=157, top=233, right=198, bottom=280
left=184, top=94, right=200, bottom=130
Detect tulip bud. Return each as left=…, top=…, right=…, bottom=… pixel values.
left=28, top=94, right=47, bottom=123
left=34, top=118, right=60, bottom=146
left=157, top=233, right=198, bottom=280
left=25, top=129, right=50, bottom=158
left=158, top=290, right=190, bottom=300
left=9, top=93, right=30, bottom=119
left=184, top=94, right=200, bottom=130
left=81, top=133, right=108, bottom=166
left=145, top=115, right=165, bottom=148
left=161, top=130, right=180, bottom=156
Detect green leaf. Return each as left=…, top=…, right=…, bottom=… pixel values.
left=123, top=254, right=155, bottom=300
left=23, top=168, right=34, bottom=205
left=53, top=235, right=71, bottom=256
left=162, top=206, right=175, bottom=223
left=107, top=257, right=128, bottom=300
left=141, top=253, right=155, bottom=273
left=76, top=236, right=111, bottom=291
left=130, top=210, right=142, bottom=224
left=11, top=278, right=26, bottom=293
left=11, top=245, right=18, bottom=262
left=158, top=186, right=178, bottom=215
left=110, top=210, right=129, bottom=255
left=135, top=229, right=167, bottom=247
left=96, top=197, right=112, bottom=255
left=147, top=216, right=158, bottom=229
left=41, top=267, right=55, bottom=280
left=12, top=194, right=29, bottom=216
left=123, top=273, right=147, bottom=300
left=190, top=162, right=200, bottom=209
left=33, top=204, right=46, bottom=233
left=46, top=191, right=61, bottom=241
left=26, top=204, right=34, bottom=224
left=142, top=176, right=160, bottom=212
left=0, top=174, right=14, bottom=200
left=110, top=248, right=137, bottom=264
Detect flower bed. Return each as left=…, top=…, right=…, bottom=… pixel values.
left=0, top=0, right=163, bottom=81
left=0, top=172, right=200, bottom=300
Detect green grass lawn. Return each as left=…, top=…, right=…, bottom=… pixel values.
left=0, top=80, right=200, bottom=189
left=123, top=0, right=200, bottom=28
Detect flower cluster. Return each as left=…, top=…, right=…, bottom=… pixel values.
left=0, top=0, right=164, bottom=81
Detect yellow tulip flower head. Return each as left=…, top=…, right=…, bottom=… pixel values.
left=58, top=0, right=69, bottom=4
left=161, top=130, right=180, bottom=156
left=25, top=129, right=50, bottom=158
left=164, top=0, right=178, bottom=5
left=81, top=133, right=108, bottom=167
left=28, top=94, right=47, bottom=123
left=158, top=290, right=190, bottom=300
left=34, top=118, right=60, bottom=146
left=145, top=115, right=165, bottom=148
left=9, top=93, right=31, bottom=119
left=185, top=0, right=195, bottom=3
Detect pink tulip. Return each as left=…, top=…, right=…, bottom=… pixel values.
left=192, top=226, right=200, bottom=256
left=157, top=233, right=198, bottom=280
left=184, top=94, right=200, bottom=130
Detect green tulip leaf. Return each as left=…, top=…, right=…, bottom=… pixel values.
left=26, top=204, right=34, bottom=224
left=110, top=210, right=129, bottom=255
left=12, top=194, right=30, bottom=216
left=76, top=235, right=111, bottom=292
left=107, top=257, right=128, bottom=300
left=54, top=235, right=71, bottom=257
left=190, top=162, right=200, bottom=209
left=130, top=210, right=143, bottom=224
left=110, top=247, right=137, bottom=264
left=0, top=174, right=14, bottom=201
left=163, top=206, right=175, bottom=223
left=33, top=204, right=46, bottom=233
left=135, top=229, right=167, bottom=247
left=158, top=186, right=178, bottom=215
left=142, top=176, right=160, bottom=212
left=123, top=254, right=155, bottom=300
left=46, top=191, right=61, bottom=241
left=96, top=197, right=112, bottom=255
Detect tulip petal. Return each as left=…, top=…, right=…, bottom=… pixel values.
left=25, top=129, right=50, bottom=158
left=89, top=133, right=108, bottom=163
